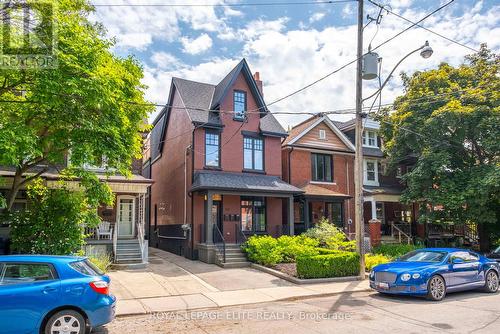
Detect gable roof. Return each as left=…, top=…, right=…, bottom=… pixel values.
left=283, top=114, right=355, bottom=151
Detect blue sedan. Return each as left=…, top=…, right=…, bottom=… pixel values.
left=369, top=248, right=500, bottom=301
left=0, top=255, right=116, bottom=334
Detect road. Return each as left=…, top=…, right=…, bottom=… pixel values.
left=95, top=290, right=500, bottom=334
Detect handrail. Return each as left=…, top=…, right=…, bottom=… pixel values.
left=391, top=223, right=412, bottom=244
left=235, top=223, right=248, bottom=245
left=137, top=221, right=147, bottom=263
left=213, top=225, right=226, bottom=263
left=112, top=224, right=118, bottom=261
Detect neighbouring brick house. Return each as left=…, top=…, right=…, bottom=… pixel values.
left=146, top=59, right=302, bottom=264
left=0, top=156, right=152, bottom=266
left=282, top=114, right=356, bottom=236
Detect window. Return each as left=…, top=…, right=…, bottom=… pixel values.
left=362, top=130, right=377, bottom=147
left=241, top=197, right=266, bottom=232
left=364, top=159, right=378, bottom=185
left=0, top=263, right=55, bottom=285
left=233, top=90, right=246, bottom=119
left=311, top=153, right=333, bottom=182
left=70, top=259, right=104, bottom=276
left=319, top=129, right=326, bottom=140
left=326, top=202, right=343, bottom=227
left=205, top=130, right=220, bottom=167
left=243, top=137, right=263, bottom=171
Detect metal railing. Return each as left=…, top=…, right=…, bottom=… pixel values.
left=137, top=220, right=148, bottom=263
left=391, top=223, right=412, bottom=244
left=112, top=225, right=118, bottom=260
left=213, top=225, right=226, bottom=263
left=235, top=223, right=248, bottom=245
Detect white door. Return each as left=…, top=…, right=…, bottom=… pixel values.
left=117, top=197, right=135, bottom=237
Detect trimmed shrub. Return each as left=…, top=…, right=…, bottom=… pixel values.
left=303, top=217, right=345, bottom=246
left=372, top=244, right=423, bottom=258
left=316, top=248, right=344, bottom=255
left=365, top=253, right=391, bottom=271
left=276, top=235, right=319, bottom=262
left=296, top=252, right=360, bottom=279
left=242, top=235, right=283, bottom=266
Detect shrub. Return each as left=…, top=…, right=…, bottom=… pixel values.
left=296, top=252, right=360, bottom=279
left=316, top=248, right=344, bottom=255
left=325, top=233, right=356, bottom=252
left=365, top=253, right=392, bottom=271
left=276, top=235, right=319, bottom=262
left=372, top=244, right=423, bottom=258
left=242, top=235, right=283, bottom=266
left=303, top=217, right=348, bottom=246
left=88, top=253, right=113, bottom=273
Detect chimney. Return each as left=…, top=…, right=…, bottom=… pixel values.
left=253, top=71, right=263, bottom=96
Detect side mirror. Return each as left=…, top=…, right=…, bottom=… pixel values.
left=452, top=258, right=464, bottom=264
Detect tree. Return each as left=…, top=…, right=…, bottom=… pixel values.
left=379, top=45, right=499, bottom=252
left=0, top=0, right=152, bottom=210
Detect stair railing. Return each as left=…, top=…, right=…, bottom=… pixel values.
left=235, top=223, right=248, bottom=245
left=137, top=220, right=148, bottom=263
left=391, top=222, right=412, bottom=244
left=112, top=224, right=118, bottom=261
left=213, top=225, right=226, bottom=263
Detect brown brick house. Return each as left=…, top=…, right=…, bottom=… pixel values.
left=146, top=59, right=302, bottom=264
left=282, top=114, right=356, bottom=235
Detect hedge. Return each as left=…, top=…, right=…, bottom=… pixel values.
left=296, top=252, right=360, bottom=279
left=372, top=244, right=423, bottom=258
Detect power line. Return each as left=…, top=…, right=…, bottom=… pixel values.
left=92, top=0, right=354, bottom=7
left=367, top=0, right=479, bottom=53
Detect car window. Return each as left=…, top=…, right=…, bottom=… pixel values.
left=399, top=251, right=447, bottom=262
left=70, top=259, right=104, bottom=276
left=0, top=263, right=55, bottom=286
left=495, top=246, right=500, bottom=254
left=466, top=252, right=479, bottom=262
left=450, top=252, right=468, bottom=262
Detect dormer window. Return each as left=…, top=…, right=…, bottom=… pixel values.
left=233, top=90, right=246, bottom=120
left=319, top=129, right=326, bottom=140
left=362, top=130, right=377, bottom=147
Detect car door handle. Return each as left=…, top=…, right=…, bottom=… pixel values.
left=42, top=286, right=57, bottom=293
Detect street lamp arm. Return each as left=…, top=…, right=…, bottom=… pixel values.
left=362, top=44, right=426, bottom=102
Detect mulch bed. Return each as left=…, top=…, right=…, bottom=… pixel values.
left=273, top=263, right=297, bottom=277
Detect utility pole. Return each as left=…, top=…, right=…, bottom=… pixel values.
left=354, top=0, right=366, bottom=277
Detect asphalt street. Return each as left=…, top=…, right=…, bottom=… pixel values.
left=95, top=289, right=500, bottom=334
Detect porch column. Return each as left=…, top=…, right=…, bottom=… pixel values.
left=304, top=199, right=310, bottom=230
left=288, top=196, right=294, bottom=236
left=371, top=198, right=377, bottom=220
left=205, top=191, right=213, bottom=244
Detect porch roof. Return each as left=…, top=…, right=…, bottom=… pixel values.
left=299, top=183, right=352, bottom=198
left=190, top=170, right=303, bottom=196
left=364, top=185, right=404, bottom=195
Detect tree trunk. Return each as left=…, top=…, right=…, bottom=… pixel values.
left=6, top=167, right=23, bottom=212
left=477, top=222, right=491, bottom=253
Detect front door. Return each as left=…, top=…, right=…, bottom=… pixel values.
left=212, top=201, right=222, bottom=233
left=118, top=197, right=135, bottom=237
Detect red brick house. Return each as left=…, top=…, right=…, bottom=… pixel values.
left=282, top=114, right=356, bottom=236
left=147, top=59, right=302, bottom=265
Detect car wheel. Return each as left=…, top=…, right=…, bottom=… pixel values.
left=427, top=275, right=446, bottom=301
left=44, top=310, right=86, bottom=334
left=483, top=270, right=499, bottom=293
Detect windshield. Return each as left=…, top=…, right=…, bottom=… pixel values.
left=399, top=250, right=447, bottom=263
left=495, top=246, right=500, bottom=254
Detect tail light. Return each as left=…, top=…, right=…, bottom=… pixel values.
left=89, top=280, right=109, bottom=295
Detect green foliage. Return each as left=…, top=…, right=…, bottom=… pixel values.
left=316, top=248, right=344, bottom=255
left=372, top=244, right=423, bottom=259
left=0, top=0, right=153, bottom=210
left=378, top=45, right=500, bottom=250
left=296, top=252, right=360, bottom=279
left=276, top=235, right=320, bottom=262
left=88, top=254, right=113, bottom=273
left=365, top=253, right=392, bottom=271
left=303, top=217, right=348, bottom=246
left=9, top=179, right=99, bottom=255
left=242, top=235, right=283, bottom=266
left=325, top=233, right=357, bottom=252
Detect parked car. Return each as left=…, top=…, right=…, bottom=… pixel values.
left=369, top=248, right=499, bottom=301
left=0, top=255, right=116, bottom=334
left=487, top=246, right=500, bottom=262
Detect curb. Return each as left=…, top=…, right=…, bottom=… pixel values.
left=250, top=263, right=363, bottom=284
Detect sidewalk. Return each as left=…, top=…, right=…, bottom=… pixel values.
left=110, top=248, right=370, bottom=316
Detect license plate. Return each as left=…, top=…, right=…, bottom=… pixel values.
left=377, top=282, right=389, bottom=289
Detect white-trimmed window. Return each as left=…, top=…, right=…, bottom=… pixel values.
left=319, top=129, right=326, bottom=140
left=364, top=159, right=379, bottom=186
left=362, top=130, right=378, bottom=147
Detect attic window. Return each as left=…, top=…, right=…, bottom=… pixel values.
left=234, top=90, right=246, bottom=120
left=319, top=129, right=326, bottom=140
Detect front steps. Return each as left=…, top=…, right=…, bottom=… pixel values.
left=380, top=235, right=401, bottom=245
left=114, top=239, right=145, bottom=268
left=215, top=244, right=250, bottom=268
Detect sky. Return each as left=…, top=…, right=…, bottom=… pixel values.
left=90, top=0, right=500, bottom=128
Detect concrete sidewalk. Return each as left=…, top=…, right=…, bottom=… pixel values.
left=110, top=248, right=370, bottom=316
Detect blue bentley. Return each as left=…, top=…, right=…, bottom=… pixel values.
left=369, top=248, right=499, bottom=301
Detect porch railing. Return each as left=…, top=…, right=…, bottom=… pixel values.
left=391, top=223, right=412, bottom=244
left=112, top=224, right=118, bottom=260
left=213, top=224, right=226, bottom=263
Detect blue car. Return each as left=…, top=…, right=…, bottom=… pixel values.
left=0, top=255, right=116, bottom=334
left=369, top=248, right=500, bottom=301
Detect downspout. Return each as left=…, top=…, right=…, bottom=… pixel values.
left=190, top=127, right=195, bottom=257
left=346, top=156, right=351, bottom=235
left=287, top=147, right=293, bottom=183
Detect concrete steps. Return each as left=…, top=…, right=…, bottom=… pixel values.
left=115, top=239, right=143, bottom=264
left=215, top=244, right=250, bottom=268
